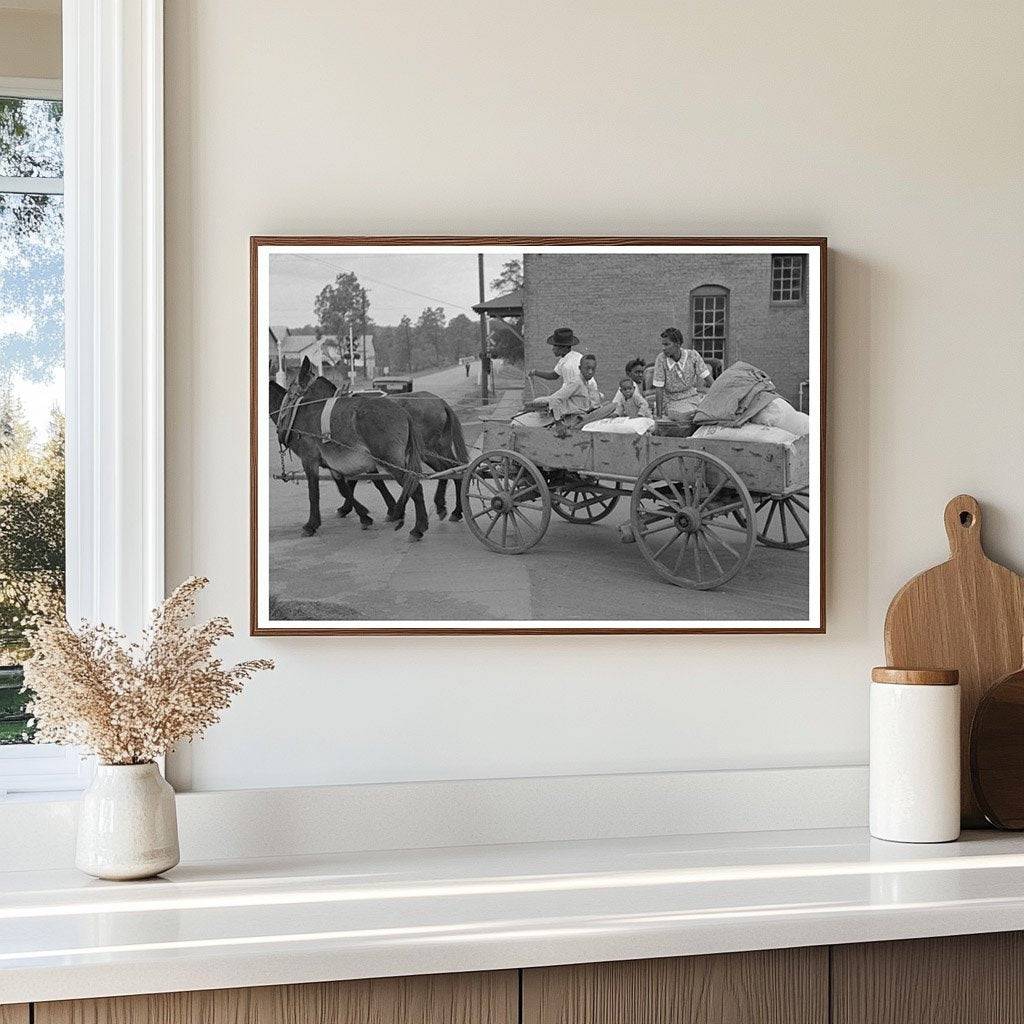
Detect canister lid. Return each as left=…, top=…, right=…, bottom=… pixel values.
left=871, top=667, right=959, bottom=686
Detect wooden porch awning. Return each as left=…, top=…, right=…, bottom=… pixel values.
left=471, top=288, right=522, bottom=317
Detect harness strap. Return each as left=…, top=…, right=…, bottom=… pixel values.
left=320, top=395, right=339, bottom=443
left=278, top=392, right=301, bottom=448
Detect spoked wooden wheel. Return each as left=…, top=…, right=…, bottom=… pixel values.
left=462, top=449, right=551, bottom=554
left=734, top=488, right=811, bottom=549
left=551, top=482, right=620, bottom=524
left=631, top=450, right=756, bottom=589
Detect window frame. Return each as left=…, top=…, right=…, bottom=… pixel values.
left=689, top=283, right=730, bottom=364
left=0, top=76, right=64, bottom=195
left=0, top=0, right=165, bottom=799
left=0, top=76, right=76, bottom=793
left=771, top=253, right=807, bottom=305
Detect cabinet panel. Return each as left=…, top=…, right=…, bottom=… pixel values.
left=0, top=1006, right=29, bottom=1024
left=36, top=970, right=517, bottom=1024
left=522, top=948, right=828, bottom=1024
left=832, top=932, right=1024, bottom=1024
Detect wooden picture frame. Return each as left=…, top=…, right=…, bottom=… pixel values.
left=251, top=236, right=827, bottom=635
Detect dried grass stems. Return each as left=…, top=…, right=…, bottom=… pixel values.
left=23, top=577, right=273, bottom=765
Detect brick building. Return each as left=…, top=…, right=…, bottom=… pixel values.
left=522, top=253, right=810, bottom=405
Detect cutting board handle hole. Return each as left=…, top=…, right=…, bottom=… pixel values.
left=960, top=511, right=975, bottom=527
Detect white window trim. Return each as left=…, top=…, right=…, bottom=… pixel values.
left=0, top=2, right=165, bottom=798
left=0, top=79, right=64, bottom=203
left=64, top=0, right=164, bottom=634
left=0, top=76, right=62, bottom=101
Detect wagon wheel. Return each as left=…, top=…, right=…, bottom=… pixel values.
left=461, top=449, right=551, bottom=554
left=551, top=482, right=620, bottom=524
left=631, top=450, right=755, bottom=590
left=733, top=488, right=811, bottom=550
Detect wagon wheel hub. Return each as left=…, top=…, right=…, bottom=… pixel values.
left=491, top=493, right=512, bottom=513
left=674, top=506, right=702, bottom=533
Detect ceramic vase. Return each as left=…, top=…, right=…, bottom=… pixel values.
left=76, top=762, right=180, bottom=880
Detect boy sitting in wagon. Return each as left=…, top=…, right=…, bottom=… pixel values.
left=533, top=353, right=603, bottom=436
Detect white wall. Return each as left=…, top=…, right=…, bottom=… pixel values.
left=164, top=0, right=1024, bottom=792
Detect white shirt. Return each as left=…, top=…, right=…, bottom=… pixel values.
left=553, top=350, right=583, bottom=386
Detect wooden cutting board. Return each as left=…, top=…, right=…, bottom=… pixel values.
left=884, top=494, right=1024, bottom=826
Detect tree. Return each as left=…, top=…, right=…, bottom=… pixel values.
left=413, top=307, right=447, bottom=369
left=488, top=321, right=524, bottom=364
left=0, top=98, right=64, bottom=386
left=314, top=272, right=371, bottom=349
left=490, top=258, right=523, bottom=294
left=445, top=314, right=478, bottom=360
left=0, top=401, right=65, bottom=670
left=0, top=393, right=33, bottom=452
left=398, top=315, right=413, bottom=372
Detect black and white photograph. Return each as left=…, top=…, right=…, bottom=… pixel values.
left=251, top=238, right=825, bottom=634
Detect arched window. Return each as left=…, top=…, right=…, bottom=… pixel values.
left=690, top=284, right=729, bottom=363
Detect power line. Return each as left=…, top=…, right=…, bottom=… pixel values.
left=273, top=250, right=494, bottom=317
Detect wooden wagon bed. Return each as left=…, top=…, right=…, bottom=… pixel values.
left=479, top=419, right=809, bottom=497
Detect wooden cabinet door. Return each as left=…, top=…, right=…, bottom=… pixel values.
left=35, top=970, right=517, bottom=1024
left=0, top=1006, right=29, bottom=1024
left=832, top=932, right=1024, bottom=1024
left=523, top=948, right=828, bottom=1024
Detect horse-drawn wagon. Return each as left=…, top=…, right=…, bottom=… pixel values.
left=457, top=416, right=810, bottom=590
left=271, top=361, right=810, bottom=591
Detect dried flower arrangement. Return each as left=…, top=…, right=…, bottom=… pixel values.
left=22, top=576, right=273, bottom=765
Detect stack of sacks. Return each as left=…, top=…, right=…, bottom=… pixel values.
left=692, top=423, right=799, bottom=446
left=750, top=397, right=810, bottom=436
left=581, top=417, right=657, bottom=435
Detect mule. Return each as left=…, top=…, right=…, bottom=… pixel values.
left=270, top=358, right=429, bottom=540
left=270, top=379, right=376, bottom=530
left=337, top=390, right=468, bottom=523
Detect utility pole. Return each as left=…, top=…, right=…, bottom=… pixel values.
left=477, top=253, right=489, bottom=404
left=347, top=326, right=356, bottom=383
left=359, top=292, right=368, bottom=382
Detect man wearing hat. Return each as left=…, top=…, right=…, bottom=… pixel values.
left=528, top=326, right=583, bottom=389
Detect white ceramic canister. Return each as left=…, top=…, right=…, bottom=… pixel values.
left=76, top=762, right=180, bottom=880
left=869, top=667, right=961, bottom=843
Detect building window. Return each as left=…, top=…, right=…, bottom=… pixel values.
left=771, top=254, right=805, bottom=303
left=690, top=285, right=728, bottom=363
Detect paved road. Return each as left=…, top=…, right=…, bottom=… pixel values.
left=267, top=476, right=809, bottom=624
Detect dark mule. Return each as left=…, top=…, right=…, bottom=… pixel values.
left=270, top=379, right=381, bottom=530
left=338, top=390, right=469, bottom=523
left=271, top=380, right=401, bottom=527
left=269, top=358, right=429, bottom=540
left=400, top=391, right=469, bottom=521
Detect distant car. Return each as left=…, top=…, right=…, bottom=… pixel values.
left=372, top=377, right=414, bottom=394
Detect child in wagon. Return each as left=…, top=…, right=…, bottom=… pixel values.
left=610, top=375, right=652, bottom=418
left=546, top=353, right=603, bottom=435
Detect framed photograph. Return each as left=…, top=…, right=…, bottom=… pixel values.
left=251, top=237, right=826, bottom=635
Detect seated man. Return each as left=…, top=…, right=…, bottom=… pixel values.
left=527, top=326, right=583, bottom=389
left=538, top=353, right=602, bottom=435
left=611, top=375, right=652, bottom=418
